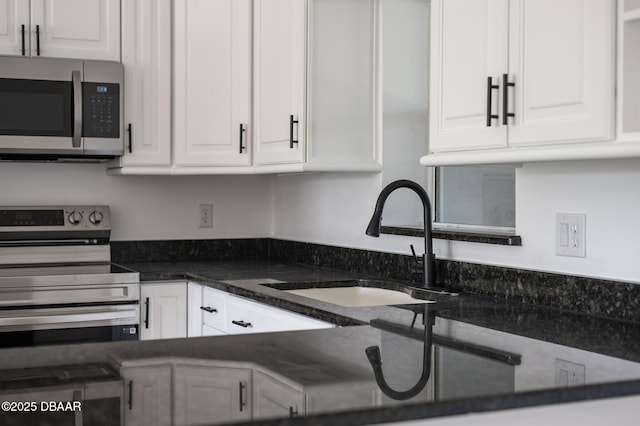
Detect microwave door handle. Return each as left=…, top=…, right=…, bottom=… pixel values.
left=72, top=70, right=82, bottom=148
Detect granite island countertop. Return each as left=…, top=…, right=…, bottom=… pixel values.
left=1, top=260, right=639, bottom=426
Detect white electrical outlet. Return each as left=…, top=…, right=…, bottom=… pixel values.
left=556, top=213, right=586, bottom=258
left=199, top=204, right=213, bottom=228
left=555, top=359, right=586, bottom=386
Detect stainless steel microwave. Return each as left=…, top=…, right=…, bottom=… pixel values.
left=0, top=57, right=123, bottom=161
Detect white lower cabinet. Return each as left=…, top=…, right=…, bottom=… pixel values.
left=253, top=370, right=305, bottom=420
left=187, top=282, right=203, bottom=337
left=186, top=281, right=334, bottom=336
left=140, top=282, right=187, bottom=340
left=122, top=360, right=373, bottom=425
left=187, top=283, right=229, bottom=336
left=174, top=365, right=252, bottom=426
left=123, top=364, right=172, bottom=426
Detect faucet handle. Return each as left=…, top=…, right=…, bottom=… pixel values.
left=410, top=245, right=422, bottom=264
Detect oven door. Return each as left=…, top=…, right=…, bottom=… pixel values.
left=0, top=305, right=139, bottom=348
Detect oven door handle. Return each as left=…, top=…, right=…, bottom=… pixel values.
left=0, top=309, right=138, bottom=327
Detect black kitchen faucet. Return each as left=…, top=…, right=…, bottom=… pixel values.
left=366, top=179, right=436, bottom=290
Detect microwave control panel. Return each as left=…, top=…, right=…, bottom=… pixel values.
left=82, top=82, right=120, bottom=138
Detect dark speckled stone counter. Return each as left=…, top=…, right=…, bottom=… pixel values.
left=1, top=259, right=639, bottom=426
left=119, top=260, right=640, bottom=425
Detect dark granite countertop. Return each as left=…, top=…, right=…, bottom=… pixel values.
left=1, top=260, right=639, bottom=426
left=127, top=260, right=640, bottom=423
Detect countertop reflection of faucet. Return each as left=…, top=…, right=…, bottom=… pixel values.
left=366, top=179, right=436, bottom=290
left=366, top=304, right=435, bottom=400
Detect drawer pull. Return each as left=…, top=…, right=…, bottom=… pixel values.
left=486, top=76, right=500, bottom=127
left=232, top=320, right=252, bottom=328
left=200, top=306, right=218, bottom=313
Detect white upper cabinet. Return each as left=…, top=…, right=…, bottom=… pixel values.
left=507, top=0, right=615, bottom=146
left=116, top=0, right=172, bottom=168
left=0, top=0, right=120, bottom=60
left=173, top=0, right=252, bottom=167
left=425, top=0, right=616, bottom=164
left=428, top=0, right=509, bottom=152
left=0, top=0, right=29, bottom=56
left=111, top=0, right=381, bottom=174
left=305, top=0, right=381, bottom=171
left=253, top=0, right=307, bottom=165
left=618, top=0, right=640, bottom=143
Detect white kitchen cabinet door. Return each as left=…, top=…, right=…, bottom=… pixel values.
left=30, top=0, right=120, bottom=60
left=253, top=0, right=307, bottom=165
left=618, top=0, right=640, bottom=143
left=429, top=0, right=509, bottom=152
left=173, top=0, right=252, bottom=166
left=253, top=370, right=305, bottom=421
left=123, top=365, right=172, bottom=426
left=187, top=282, right=203, bottom=337
left=507, top=0, right=615, bottom=146
left=0, top=0, right=29, bottom=56
left=173, top=365, right=251, bottom=426
left=117, top=0, right=171, bottom=167
left=140, top=282, right=187, bottom=341
left=305, top=0, right=381, bottom=171
left=428, top=0, right=615, bottom=157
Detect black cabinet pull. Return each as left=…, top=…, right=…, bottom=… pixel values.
left=239, top=123, right=246, bottom=153
left=231, top=320, right=252, bottom=328
left=289, top=115, right=299, bottom=148
left=144, top=297, right=150, bottom=329
left=127, top=123, right=133, bottom=153
left=36, top=25, right=40, bottom=56
left=21, top=24, right=25, bottom=56
left=486, top=76, right=499, bottom=127
left=502, top=74, right=515, bottom=125
left=289, top=407, right=299, bottom=418
left=239, top=382, right=246, bottom=411
left=200, top=306, right=217, bottom=313
left=128, top=380, right=133, bottom=409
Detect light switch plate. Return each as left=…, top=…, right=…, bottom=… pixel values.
left=556, top=213, right=586, bottom=258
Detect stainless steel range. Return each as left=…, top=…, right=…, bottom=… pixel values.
left=0, top=206, right=139, bottom=347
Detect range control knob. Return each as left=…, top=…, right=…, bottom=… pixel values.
left=89, top=210, right=104, bottom=225
left=68, top=210, right=83, bottom=225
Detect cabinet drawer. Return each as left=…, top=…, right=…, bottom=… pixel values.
left=226, top=295, right=333, bottom=335
left=201, top=287, right=227, bottom=329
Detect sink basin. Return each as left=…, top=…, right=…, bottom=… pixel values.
left=284, top=286, right=435, bottom=307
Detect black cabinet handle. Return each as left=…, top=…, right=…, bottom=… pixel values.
left=127, top=123, right=133, bottom=153
left=239, top=123, right=246, bottom=153
left=128, top=380, right=133, bottom=409
left=486, top=76, right=499, bottom=127
left=239, top=382, right=246, bottom=412
left=289, top=115, right=299, bottom=148
left=231, top=320, right=252, bottom=328
left=502, top=74, right=515, bottom=125
left=36, top=25, right=40, bottom=56
left=289, top=407, right=299, bottom=418
left=21, top=24, right=25, bottom=56
left=200, top=306, right=217, bottom=313
left=144, top=297, right=150, bottom=329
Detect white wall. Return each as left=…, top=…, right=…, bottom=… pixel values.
left=272, top=158, right=640, bottom=284
left=0, top=163, right=273, bottom=241
left=2, top=158, right=637, bottom=284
